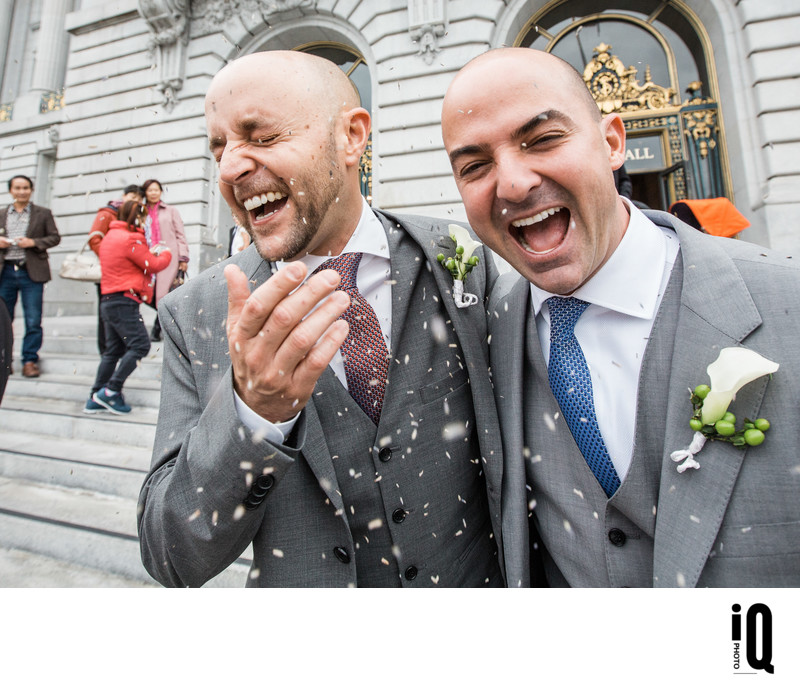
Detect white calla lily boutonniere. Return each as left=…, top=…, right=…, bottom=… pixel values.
left=670, top=347, right=778, bottom=473
left=437, top=224, right=482, bottom=308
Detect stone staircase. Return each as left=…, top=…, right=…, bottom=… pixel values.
left=0, top=304, right=250, bottom=587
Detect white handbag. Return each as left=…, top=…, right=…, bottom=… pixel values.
left=59, top=231, right=105, bottom=282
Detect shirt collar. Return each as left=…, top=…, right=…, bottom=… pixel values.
left=8, top=203, right=31, bottom=215
left=529, top=197, right=668, bottom=320
left=280, top=197, right=389, bottom=274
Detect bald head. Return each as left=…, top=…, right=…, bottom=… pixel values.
left=204, top=50, right=372, bottom=261
left=445, top=48, right=600, bottom=125
left=206, top=50, right=360, bottom=120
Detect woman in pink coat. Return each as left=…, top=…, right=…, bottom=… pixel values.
left=142, top=179, right=189, bottom=340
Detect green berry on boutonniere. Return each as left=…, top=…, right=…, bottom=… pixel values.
left=671, top=347, right=778, bottom=473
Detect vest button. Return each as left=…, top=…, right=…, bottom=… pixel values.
left=404, top=565, right=418, bottom=580
left=392, top=508, right=407, bottom=523
left=608, top=528, right=627, bottom=547
left=378, top=446, right=392, bottom=462
left=333, top=546, right=351, bottom=564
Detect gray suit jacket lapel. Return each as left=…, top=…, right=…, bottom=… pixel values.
left=375, top=209, right=507, bottom=573
left=489, top=275, right=532, bottom=586
left=373, top=210, right=424, bottom=352
left=650, top=214, right=766, bottom=587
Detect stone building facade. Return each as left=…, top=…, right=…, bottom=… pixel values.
left=0, top=0, right=798, bottom=314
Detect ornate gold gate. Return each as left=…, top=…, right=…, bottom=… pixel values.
left=583, top=43, right=725, bottom=209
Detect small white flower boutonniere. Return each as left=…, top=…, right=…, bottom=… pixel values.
left=437, top=224, right=481, bottom=308
left=670, top=347, right=779, bottom=473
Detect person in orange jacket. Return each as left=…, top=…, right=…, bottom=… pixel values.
left=88, top=184, right=143, bottom=354
left=84, top=200, right=172, bottom=415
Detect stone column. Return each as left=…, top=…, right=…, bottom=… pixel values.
left=0, top=0, right=15, bottom=93
left=1, top=0, right=30, bottom=104
left=29, top=0, right=72, bottom=95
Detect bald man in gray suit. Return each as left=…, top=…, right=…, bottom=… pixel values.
left=442, top=48, right=800, bottom=588
left=138, top=51, right=507, bottom=587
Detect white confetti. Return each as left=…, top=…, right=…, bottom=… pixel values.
left=443, top=421, right=467, bottom=441
left=272, top=549, right=284, bottom=558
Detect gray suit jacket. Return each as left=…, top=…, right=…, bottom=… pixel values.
left=138, top=209, right=506, bottom=587
left=489, top=210, right=800, bottom=587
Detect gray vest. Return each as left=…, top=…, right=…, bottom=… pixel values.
left=311, top=214, right=502, bottom=587
left=523, top=261, right=683, bottom=587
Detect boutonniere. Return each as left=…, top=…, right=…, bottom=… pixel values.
left=437, top=224, right=481, bottom=308
left=670, top=347, right=778, bottom=473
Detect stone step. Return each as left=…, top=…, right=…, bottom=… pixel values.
left=11, top=312, right=165, bottom=358
left=0, top=430, right=151, bottom=500
left=0, top=477, right=250, bottom=587
left=0, top=395, right=158, bottom=448
left=22, top=351, right=164, bottom=382
left=11, top=310, right=158, bottom=335
left=5, top=372, right=162, bottom=409
left=0, top=546, right=158, bottom=587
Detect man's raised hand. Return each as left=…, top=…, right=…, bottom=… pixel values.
left=224, top=262, right=350, bottom=423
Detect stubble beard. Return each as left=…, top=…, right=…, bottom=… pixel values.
left=250, top=137, right=345, bottom=263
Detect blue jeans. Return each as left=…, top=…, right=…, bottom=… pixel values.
left=0, top=262, right=44, bottom=363
left=91, top=293, right=150, bottom=394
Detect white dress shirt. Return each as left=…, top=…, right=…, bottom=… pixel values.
left=234, top=198, right=391, bottom=441
left=528, top=199, right=680, bottom=480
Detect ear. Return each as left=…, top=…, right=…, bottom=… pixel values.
left=342, top=107, right=371, bottom=168
left=601, top=114, right=626, bottom=170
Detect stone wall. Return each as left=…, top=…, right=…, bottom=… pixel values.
left=0, top=0, right=798, bottom=319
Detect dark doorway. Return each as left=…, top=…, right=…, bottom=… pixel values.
left=630, top=172, right=663, bottom=211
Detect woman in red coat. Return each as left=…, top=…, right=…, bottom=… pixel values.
left=142, top=178, right=189, bottom=341
left=84, top=201, right=172, bottom=415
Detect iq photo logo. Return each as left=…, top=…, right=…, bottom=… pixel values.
left=731, top=603, right=774, bottom=675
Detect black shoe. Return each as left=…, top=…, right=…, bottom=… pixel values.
left=150, top=320, right=162, bottom=342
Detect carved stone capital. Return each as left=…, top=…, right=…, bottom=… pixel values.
left=192, top=0, right=318, bottom=34
left=408, top=0, right=447, bottom=65
left=138, top=0, right=191, bottom=112
left=139, top=0, right=190, bottom=46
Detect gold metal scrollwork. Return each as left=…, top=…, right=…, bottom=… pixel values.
left=583, top=43, right=675, bottom=114
left=682, top=108, right=717, bottom=160
left=39, top=89, right=65, bottom=114
left=680, top=81, right=717, bottom=161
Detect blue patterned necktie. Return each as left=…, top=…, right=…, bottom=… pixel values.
left=547, top=296, right=621, bottom=497
left=313, top=253, right=388, bottom=425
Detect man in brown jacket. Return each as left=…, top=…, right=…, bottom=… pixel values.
left=0, top=175, right=61, bottom=377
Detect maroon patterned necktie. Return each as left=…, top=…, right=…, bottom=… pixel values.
left=313, top=252, right=388, bottom=424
